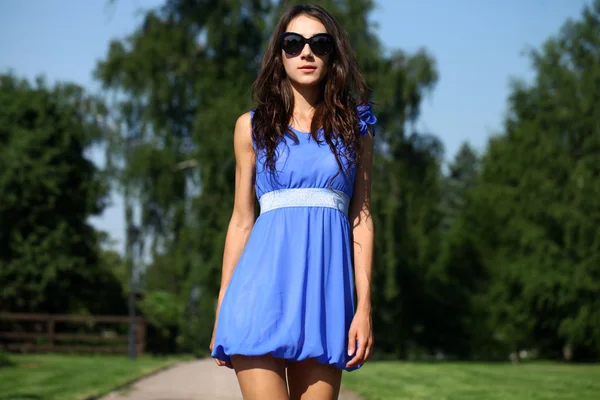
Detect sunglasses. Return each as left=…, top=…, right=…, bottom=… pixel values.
left=280, top=32, right=335, bottom=57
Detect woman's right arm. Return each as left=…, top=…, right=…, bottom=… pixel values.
left=215, top=111, right=256, bottom=318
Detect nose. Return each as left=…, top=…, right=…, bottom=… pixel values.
left=300, top=42, right=313, bottom=58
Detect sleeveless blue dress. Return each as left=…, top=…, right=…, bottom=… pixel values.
left=211, top=103, right=376, bottom=372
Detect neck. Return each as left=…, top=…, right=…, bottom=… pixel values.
left=289, top=80, right=321, bottom=118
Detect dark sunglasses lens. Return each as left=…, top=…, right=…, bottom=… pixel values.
left=282, top=34, right=304, bottom=55
left=310, top=35, right=333, bottom=56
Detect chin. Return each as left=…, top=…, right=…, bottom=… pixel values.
left=292, top=75, right=325, bottom=88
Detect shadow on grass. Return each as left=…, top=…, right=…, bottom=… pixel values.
left=0, top=352, right=16, bottom=369
left=0, top=396, right=44, bottom=400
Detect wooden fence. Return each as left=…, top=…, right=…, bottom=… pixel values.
left=0, top=313, right=146, bottom=355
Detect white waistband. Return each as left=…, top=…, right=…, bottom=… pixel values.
left=259, top=188, right=350, bottom=216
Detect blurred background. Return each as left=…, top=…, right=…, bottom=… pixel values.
left=1, top=0, right=599, bottom=399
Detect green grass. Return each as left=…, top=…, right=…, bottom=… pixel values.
left=0, top=352, right=15, bottom=368
left=342, top=361, right=600, bottom=400
left=0, top=353, right=181, bottom=400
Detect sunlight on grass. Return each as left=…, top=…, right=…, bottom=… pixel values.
left=342, top=361, right=600, bottom=400
left=0, top=353, right=182, bottom=400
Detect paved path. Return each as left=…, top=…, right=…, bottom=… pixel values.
left=101, top=358, right=362, bottom=400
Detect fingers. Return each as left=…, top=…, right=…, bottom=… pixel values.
left=347, top=330, right=356, bottom=357
left=346, top=339, right=366, bottom=368
left=208, top=336, right=233, bottom=369
left=214, top=358, right=234, bottom=368
left=364, top=338, right=373, bottom=361
left=210, top=340, right=234, bottom=369
left=346, top=336, right=374, bottom=368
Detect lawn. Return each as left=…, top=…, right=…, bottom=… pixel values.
left=0, top=353, right=180, bottom=400
left=342, top=361, right=600, bottom=400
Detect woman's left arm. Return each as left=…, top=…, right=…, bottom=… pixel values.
left=346, top=126, right=375, bottom=369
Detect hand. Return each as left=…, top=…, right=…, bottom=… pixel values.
left=345, top=309, right=373, bottom=368
left=210, top=322, right=233, bottom=369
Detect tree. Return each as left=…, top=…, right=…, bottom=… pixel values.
left=0, top=74, right=122, bottom=315
left=407, top=143, right=485, bottom=360
left=466, top=0, right=600, bottom=361
left=439, top=142, right=479, bottom=233
left=96, top=0, right=271, bottom=353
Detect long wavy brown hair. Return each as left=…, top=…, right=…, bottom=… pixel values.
left=251, top=4, right=371, bottom=180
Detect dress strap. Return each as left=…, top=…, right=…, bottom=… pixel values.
left=356, top=102, right=377, bottom=136
left=249, top=108, right=257, bottom=150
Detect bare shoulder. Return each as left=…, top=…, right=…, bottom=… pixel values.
left=233, top=111, right=253, bottom=149
left=235, top=111, right=252, bottom=131
left=233, top=111, right=254, bottom=158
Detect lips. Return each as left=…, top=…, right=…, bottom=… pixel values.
left=299, top=66, right=316, bottom=70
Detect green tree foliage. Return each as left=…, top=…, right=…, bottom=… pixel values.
left=463, top=0, right=600, bottom=361
left=96, top=0, right=271, bottom=354
left=439, top=143, right=479, bottom=233
left=416, top=143, right=486, bottom=360
left=0, top=74, right=125, bottom=315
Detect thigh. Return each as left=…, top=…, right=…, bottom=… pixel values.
left=286, top=357, right=342, bottom=400
left=231, top=354, right=289, bottom=400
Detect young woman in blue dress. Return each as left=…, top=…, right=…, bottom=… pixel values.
left=210, top=4, right=376, bottom=400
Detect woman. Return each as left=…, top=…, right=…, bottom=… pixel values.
left=210, top=3, right=376, bottom=399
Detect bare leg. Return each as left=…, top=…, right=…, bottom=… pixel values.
left=287, top=357, right=342, bottom=400
left=231, top=354, right=289, bottom=400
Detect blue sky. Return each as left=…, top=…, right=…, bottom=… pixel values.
left=0, top=0, right=591, bottom=251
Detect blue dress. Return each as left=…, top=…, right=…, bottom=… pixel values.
left=211, top=104, right=376, bottom=372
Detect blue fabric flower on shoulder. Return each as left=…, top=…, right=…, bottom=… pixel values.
left=356, top=102, right=377, bottom=137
